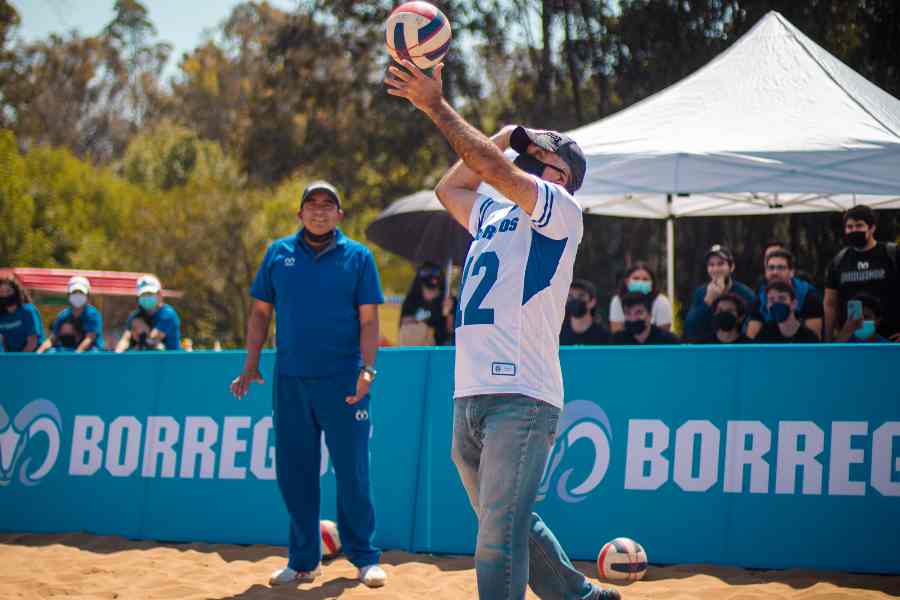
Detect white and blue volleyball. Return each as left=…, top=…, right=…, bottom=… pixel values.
left=386, top=1, right=452, bottom=70
left=597, top=537, right=648, bottom=582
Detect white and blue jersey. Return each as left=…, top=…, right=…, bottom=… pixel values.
left=454, top=175, right=583, bottom=408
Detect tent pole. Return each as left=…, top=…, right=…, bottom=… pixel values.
left=666, top=194, right=675, bottom=303
left=445, top=258, right=453, bottom=300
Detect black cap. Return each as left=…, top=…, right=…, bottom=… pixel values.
left=301, top=180, right=341, bottom=209
left=705, top=244, right=734, bottom=264
left=510, top=126, right=586, bottom=194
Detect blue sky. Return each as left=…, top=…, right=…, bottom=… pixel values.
left=11, top=0, right=298, bottom=78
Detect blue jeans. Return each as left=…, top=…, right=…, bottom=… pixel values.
left=451, top=394, right=596, bottom=600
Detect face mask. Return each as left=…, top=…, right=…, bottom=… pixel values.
left=69, top=292, right=87, bottom=309
left=853, top=320, right=876, bottom=340
left=58, top=334, right=78, bottom=349
left=304, top=228, right=335, bottom=244
left=770, top=302, right=792, bottom=323
left=139, top=295, right=158, bottom=311
left=627, top=280, right=652, bottom=295
left=566, top=298, right=588, bottom=318
left=713, top=311, right=738, bottom=332
left=624, top=319, right=647, bottom=336
left=513, top=153, right=554, bottom=178
left=0, top=295, right=16, bottom=308
left=846, top=231, right=868, bottom=249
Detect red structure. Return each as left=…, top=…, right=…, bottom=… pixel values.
left=0, top=268, right=182, bottom=297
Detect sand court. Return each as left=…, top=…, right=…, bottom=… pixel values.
left=1, top=533, right=898, bottom=600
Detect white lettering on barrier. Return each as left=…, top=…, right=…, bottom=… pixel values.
left=624, top=420, right=669, bottom=490
left=871, top=422, right=900, bottom=497
left=142, top=416, right=179, bottom=478
left=250, top=417, right=275, bottom=480
left=105, top=416, right=142, bottom=477
left=775, top=421, right=823, bottom=495
left=829, top=421, right=867, bottom=496
left=181, top=417, right=218, bottom=479
left=723, top=421, right=771, bottom=494
left=219, top=417, right=250, bottom=480
left=674, top=420, right=719, bottom=493
left=69, top=416, right=104, bottom=476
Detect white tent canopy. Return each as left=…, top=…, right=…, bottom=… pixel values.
left=566, top=10, right=900, bottom=297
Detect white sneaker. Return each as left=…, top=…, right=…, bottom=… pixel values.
left=358, top=564, right=387, bottom=588
left=269, top=565, right=320, bottom=586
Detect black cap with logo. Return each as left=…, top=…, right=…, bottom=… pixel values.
left=510, top=126, right=587, bottom=194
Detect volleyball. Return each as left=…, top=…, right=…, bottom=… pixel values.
left=597, top=537, right=648, bottom=582
left=320, top=520, right=341, bottom=557
left=385, top=2, right=452, bottom=70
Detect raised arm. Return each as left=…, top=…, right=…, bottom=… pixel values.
left=386, top=62, right=538, bottom=216
left=435, top=126, right=516, bottom=229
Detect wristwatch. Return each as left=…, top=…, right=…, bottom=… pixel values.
left=362, top=365, right=378, bottom=383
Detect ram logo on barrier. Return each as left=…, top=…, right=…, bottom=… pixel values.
left=538, top=400, right=612, bottom=503
left=0, top=400, right=63, bottom=487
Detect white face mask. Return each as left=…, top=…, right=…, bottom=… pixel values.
left=69, top=292, right=87, bottom=309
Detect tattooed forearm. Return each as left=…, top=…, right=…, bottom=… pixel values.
left=427, top=100, right=509, bottom=180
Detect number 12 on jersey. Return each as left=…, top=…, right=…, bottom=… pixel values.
left=455, top=251, right=499, bottom=327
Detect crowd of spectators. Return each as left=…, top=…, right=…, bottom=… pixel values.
left=0, top=274, right=181, bottom=353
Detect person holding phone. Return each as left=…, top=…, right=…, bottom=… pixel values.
left=685, top=244, right=755, bottom=342
left=833, top=294, right=890, bottom=343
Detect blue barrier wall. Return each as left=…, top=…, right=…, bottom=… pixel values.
left=1, top=346, right=898, bottom=573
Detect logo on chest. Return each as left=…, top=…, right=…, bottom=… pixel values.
left=284, top=256, right=296, bottom=267
left=476, top=217, right=519, bottom=241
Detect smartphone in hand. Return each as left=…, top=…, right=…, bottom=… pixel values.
left=847, top=299, right=863, bottom=321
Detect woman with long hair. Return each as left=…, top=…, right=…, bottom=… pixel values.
left=608, top=262, right=673, bottom=333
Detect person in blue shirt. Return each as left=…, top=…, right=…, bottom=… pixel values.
left=45, top=317, right=85, bottom=352
left=745, top=249, right=824, bottom=340
left=0, top=276, right=44, bottom=352
left=115, top=275, right=181, bottom=352
left=230, top=181, right=387, bottom=589
left=37, top=275, right=105, bottom=353
left=685, top=244, right=756, bottom=342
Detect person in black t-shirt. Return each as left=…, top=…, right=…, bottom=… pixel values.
left=399, top=262, right=454, bottom=345
left=754, top=281, right=819, bottom=343
left=560, top=279, right=610, bottom=345
left=612, top=292, right=678, bottom=345
left=824, top=206, right=899, bottom=341
left=747, top=249, right=824, bottom=340
left=699, top=293, right=751, bottom=344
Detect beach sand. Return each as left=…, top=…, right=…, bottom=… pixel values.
left=1, top=533, right=898, bottom=599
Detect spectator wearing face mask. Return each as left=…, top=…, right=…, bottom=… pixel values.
left=46, top=317, right=85, bottom=353
left=115, top=275, right=181, bottom=352
left=685, top=244, right=755, bottom=342
left=126, top=315, right=164, bottom=350
left=833, top=293, right=890, bottom=343
left=612, top=293, right=679, bottom=345
left=560, top=279, right=610, bottom=345
left=37, top=276, right=104, bottom=353
left=824, top=206, right=899, bottom=341
left=698, top=293, right=751, bottom=344
left=753, top=281, right=819, bottom=343
left=0, top=276, right=44, bottom=352
left=609, top=262, right=672, bottom=334
left=399, top=262, right=454, bottom=346
left=746, top=250, right=824, bottom=340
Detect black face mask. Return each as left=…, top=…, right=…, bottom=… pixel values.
left=566, top=298, right=588, bottom=318
left=845, top=231, right=868, bottom=249
left=0, top=295, right=17, bottom=308
left=58, top=334, right=79, bottom=349
left=304, top=229, right=335, bottom=245
left=624, top=319, right=647, bottom=336
left=713, top=311, right=738, bottom=332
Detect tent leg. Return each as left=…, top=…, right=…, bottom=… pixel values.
left=445, top=258, right=454, bottom=300
left=666, top=217, right=675, bottom=303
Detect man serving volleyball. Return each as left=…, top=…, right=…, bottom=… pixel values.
left=385, top=60, right=620, bottom=600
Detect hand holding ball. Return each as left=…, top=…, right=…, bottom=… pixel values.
left=386, top=2, right=452, bottom=70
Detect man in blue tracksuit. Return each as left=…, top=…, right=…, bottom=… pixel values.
left=230, top=181, right=386, bottom=589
